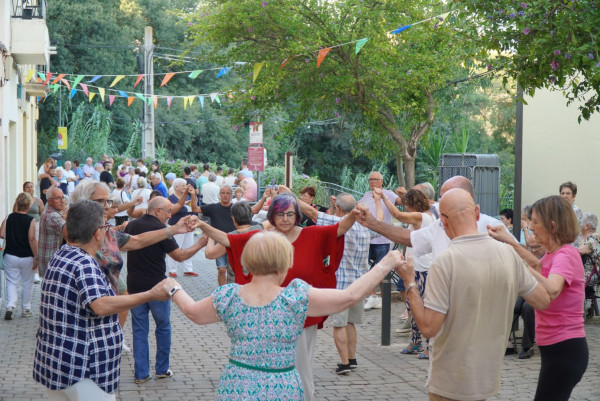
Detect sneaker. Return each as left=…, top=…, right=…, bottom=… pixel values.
left=183, top=272, right=198, bottom=277
left=135, top=376, right=151, bottom=384
left=348, top=359, right=357, bottom=370
left=156, top=369, right=174, bottom=379
left=364, top=295, right=382, bottom=310
left=33, top=273, right=41, bottom=284
left=519, top=348, right=534, bottom=359
left=122, top=342, right=131, bottom=354
left=22, top=309, right=33, bottom=318
left=4, top=307, right=13, bottom=321
left=395, top=319, right=411, bottom=333
left=335, top=363, right=351, bottom=375
left=168, top=272, right=177, bottom=278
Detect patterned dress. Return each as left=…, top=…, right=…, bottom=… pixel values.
left=580, top=232, right=600, bottom=281
left=213, top=279, right=309, bottom=400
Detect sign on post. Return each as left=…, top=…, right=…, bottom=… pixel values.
left=57, top=127, right=68, bottom=149
left=248, top=146, right=265, bottom=172
left=249, top=122, right=263, bottom=145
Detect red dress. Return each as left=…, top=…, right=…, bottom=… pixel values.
left=226, top=224, right=344, bottom=328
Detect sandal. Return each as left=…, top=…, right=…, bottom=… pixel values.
left=417, top=351, right=429, bottom=360
left=401, top=343, right=423, bottom=354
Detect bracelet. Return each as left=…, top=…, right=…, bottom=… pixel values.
left=405, top=282, right=418, bottom=294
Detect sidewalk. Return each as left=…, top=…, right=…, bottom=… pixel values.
left=1, top=249, right=599, bottom=400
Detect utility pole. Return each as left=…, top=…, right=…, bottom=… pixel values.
left=142, top=26, right=155, bottom=159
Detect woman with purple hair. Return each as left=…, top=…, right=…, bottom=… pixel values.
left=194, top=192, right=355, bottom=401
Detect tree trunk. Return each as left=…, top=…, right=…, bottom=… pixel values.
left=403, top=153, right=416, bottom=189
left=395, top=151, right=405, bottom=188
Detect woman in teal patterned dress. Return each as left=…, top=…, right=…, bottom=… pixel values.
left=165, top=231, right=403, bottom=400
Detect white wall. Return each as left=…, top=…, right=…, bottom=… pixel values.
left=523, top=88, right=600, bottom=217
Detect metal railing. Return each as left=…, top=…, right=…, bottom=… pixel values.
left=11, top=0, right=46, bottom=19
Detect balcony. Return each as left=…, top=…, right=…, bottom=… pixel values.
left=10, top=0, right=50, bottom=66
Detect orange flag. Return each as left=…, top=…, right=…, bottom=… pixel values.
left=153, top=95, right=158, bottom=109
left=127, top=97, right=135, bottom=106
left=134, top=74, right=144, bottom=88
left=61, top=79, right=71, bottom=91
left=160, top=73, right=176, bottom=87
left=51, top=73, right=66, bottom=85
left=317, top=48, right=331, bottom=68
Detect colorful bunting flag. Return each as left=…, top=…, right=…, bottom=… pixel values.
left=214, top=94, right=221, bottom=104
left=88, top=75, right=102, bottom=83
left=135, top=93, right=146, bottom=103
left=118, top=90, right=128, bottom=98
left=127, top=97, right=135, bottom=106
left=110, top=75, right=126, bottom=88
left=51, top=73, right=66, bottom=85
left=280, top=58, right=289, bottom=69
left=391, top=24, right=412, bottom=34
left=188, top=70, right=202, bottom=79
left=134, top=74, right=144, bottom=88
left=98, top=87, right=105, bottom=102
left=355, top=38, right=369, bottom=55
left=51, top=84, right=59, bottom=94
left=188, top=96, right=195, bottom=106
left=184, top=97, right=189, bottom=110
left=199, top=96, right=204, bottom=109
left=80, top=83, right=89, bottom=96
left=317, top=48, right=332, bottom=68
left=89, top=93, right=96, bottom=102
left=216, top=67, right=231, bottom=78
left=69, top=88, right=77, bottom=99
left=37, top=72, right=45, bottom=80
left=26, top=70, right=35, bottom=83
left=61, top=79, right=71, bottom=91
left=253, top=62, right=265, bottom=82
left=73, top=75, right=85, bottom=88
left=109, top=95, right=116, bottom=106
left=147, top=97, right=153, bottom=106
left=161, top=73, right=176, bottom=87
left=210, top=93, right=217, bottom=103
left=42, top=72, right=53, bottom=86
left=167, top=96, right=173, bottom=109
left=436, top=12, right=450, bottom=25
left=153, top=95, right=158, bottom=109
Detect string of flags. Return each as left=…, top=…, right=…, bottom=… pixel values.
left=29, top=10, right=456, bottom=108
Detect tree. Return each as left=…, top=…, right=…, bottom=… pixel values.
left=183, top=0, right=479, bottom=187
left=462, top=0, right=600, bottom=121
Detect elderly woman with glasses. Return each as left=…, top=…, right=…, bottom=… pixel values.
left=193, top=193, right=355, bottom=401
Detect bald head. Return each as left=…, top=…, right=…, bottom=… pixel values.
left=147, top=196, right=168, bottom=214
left=439, top=188, right=479, bottom=239
left=440, top=176, right=474, bottom=197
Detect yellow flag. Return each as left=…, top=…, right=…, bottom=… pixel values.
left=188, top=96, right=195, bottom=106
left=26, top=70, right=35, bottom=82
left=253, top=62, right=265, bottom=82
left=184, top=97, right=189, bottom=110
left=110, top=75, right=126, bottom=88
left=98, top=87, right=105, bottom=102
left=437, top=12, right=451, bottom=25
left=89, top=93, right=96, bottom=102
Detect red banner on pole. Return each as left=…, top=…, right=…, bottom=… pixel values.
left=248, top=146, right=265, bottom=172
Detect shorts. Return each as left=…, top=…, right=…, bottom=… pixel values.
left=216, top=254, right=228, bottom=269
left=330, top=298, right=365, bottom=327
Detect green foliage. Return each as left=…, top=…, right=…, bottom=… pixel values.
left=63, top=103, right=116, bottom=161
left=462, top=0, right=600, bottom=121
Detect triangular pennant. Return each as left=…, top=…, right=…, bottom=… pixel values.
left=160, top=72, right=176, bottom=87
left=216, top=67, right=231, bottom=78
left=42, top=72, right=53, bottom=86
left=391, top=24, right=412, bottom=34
left=134, top=74, right=144, bottom=88
left=98, top=87, right=105, bottom=102
left=135, top=93, right=146, bottom=103
left=199, top=96, right=204, bottom=109
left=153, top=95, right=158, bottom=109
left=436, top=12, right=450, bottom=25
left=167, top=96, right=173, bottom=109
left=127, top=97, right=135, bottom=106
left=25, top=70, right=35, bottom=82
left=88, top=93, right=96, bottom=102
left=188, top=70, right=202, bottom=79
left=61, top=79, right=71, bottom=91
left=253, top=62, right=265, bottom=82
left=88, top=75, right=102, bottom=83
left=109, top=95, right=116, bottom=106
left=210, top=93, right=217, bottom=103
left=355, top=38, right=369, bottom=55
left=110, top=75, right=126, bottom=87
left=184, top=97, right=189, bottom=110
left=118, top=90, right=128, bottom=98
left=188, top=96, right=195, bottom=106
left=72, top=75, right=85, bottom=88
left=214, top=94, right=221, bottom=104
left=51, top=73, right=66, bottom=85
left=80, top=83, right=89, bottom=96
left=37, top=72, right=46, bottom=80
left=51, top=84, right=59, bottom=94
left=280, top=58, right=289, bottom=69
left=317, top=48, right=332, bottom=68
left=69, top=88, right=77, bottom=99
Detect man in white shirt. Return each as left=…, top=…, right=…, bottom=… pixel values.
left=81, top=158, right=95, bottom=180
left=63, top=161, right=78, bottom=195
left=201, top=173, right=221, bottom=205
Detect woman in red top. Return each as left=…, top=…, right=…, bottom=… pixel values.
left=194, top=193, right=355, bottom=401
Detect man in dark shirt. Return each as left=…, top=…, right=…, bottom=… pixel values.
left=199, top=185, right=235, bottom=286
left=99, top=161, right=115, bottom=189
left=125, top=196, right=207, bottom=384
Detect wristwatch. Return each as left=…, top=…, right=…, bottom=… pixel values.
left=168, top=286, right=182, bottom=298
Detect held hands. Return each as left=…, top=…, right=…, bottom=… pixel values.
left=488, top=225, right=518, bottom=245
left=151, top=279, right=172, bottom=301
left=378, top=250, right=405, bottom=276
left=197, top=234, right=209, bottom=248
left=173, top=215, right=194, bottom=234
left=394, top=253, right=414, bottom=283
left=372, top=188, right=383, bottom=201
left=353, top=203, right=373, bottom=225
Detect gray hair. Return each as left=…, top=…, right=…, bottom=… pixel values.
left=66, top=200, right=105, bottom=243
left=71, top=180, right=111, bottom=203
left=208, top=173, right=217, bottom=182
left=172, top=178, right=187, bottom=189
left=231, top=201, right=252, bottom=225
left=137, top=177, right=147, bottom=189
left=416, top=182, right=435, bottom=201
left=220, top=184, right=232, bottom=193
left=336, top=193, right=356, bottom=213
left=582, top=212, right=598, bottom=231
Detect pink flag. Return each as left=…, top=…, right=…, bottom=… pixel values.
left=109, top=95, right=116, bottom=106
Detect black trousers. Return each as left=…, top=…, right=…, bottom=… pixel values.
left=534, top=337, right=588, bottom=401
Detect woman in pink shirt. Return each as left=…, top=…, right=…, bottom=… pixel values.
left=490, top=196, right=587, bottom=400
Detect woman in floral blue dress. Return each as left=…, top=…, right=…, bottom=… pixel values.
left=165, top=231, right=403, bottom=400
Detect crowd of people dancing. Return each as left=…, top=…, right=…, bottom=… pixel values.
left=0, top=154, right=593, bottom=401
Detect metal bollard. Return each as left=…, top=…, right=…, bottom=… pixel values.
left=381, top=272, right=392, bottom=346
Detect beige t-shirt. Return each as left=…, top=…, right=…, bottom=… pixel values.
left=425, top=233, right=538, bottom=401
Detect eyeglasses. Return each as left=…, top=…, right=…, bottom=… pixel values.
left=275, top=211, right=296, bottom=219
left=91, top=198, right=114, bottom=207
left=368, top=178, right=382, bottom=182
left=96, top=223, right=111, bottom=233
left=157, top=207, right=172, bottom=215
left=49, top=196, right=67, bottom=201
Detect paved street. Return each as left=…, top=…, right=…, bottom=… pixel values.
left=1, top=249, right=599, bottom=401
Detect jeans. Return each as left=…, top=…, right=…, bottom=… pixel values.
left=131, top=299, right=171, bottom=380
